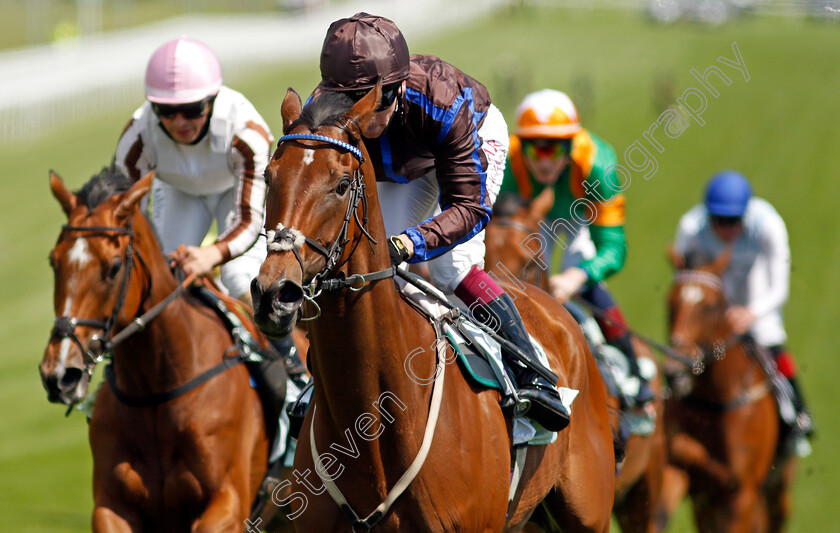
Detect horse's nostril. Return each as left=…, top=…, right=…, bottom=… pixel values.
left=271, top=281, right=303, bottom=310
left=250, top=278, right=264, bottom=312
left=273, top=282, right=303, bottom=305
left=59, top=368, right=83, bottom=391
left=41, top=369, right=56, bottom=390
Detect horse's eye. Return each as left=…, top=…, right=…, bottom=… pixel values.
left=335, top=177, right=351, bottom=196
left=107, top=258, right=123, bottom=280
left=263, top=169, right=270, bottom=186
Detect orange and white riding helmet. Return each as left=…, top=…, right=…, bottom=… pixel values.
left=144, top=36, right=222, bottom=104
left=515, top=89, right=581, bottom=139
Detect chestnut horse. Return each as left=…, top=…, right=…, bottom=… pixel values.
left=251, top=85, right=615, bottom=532
left=656, top=249, right=794, bottom=532
left=41, top=168, right=270, bottom=531
left=484, top=189, right=667, bottom=533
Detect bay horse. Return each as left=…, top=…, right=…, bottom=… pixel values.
left=251, top=84, right=616, bottom=532
left=656, top=249, right=794, bottom=532
left=41, top=167, right=272, bottom=531
left=484, top=189, right=667, bottom=533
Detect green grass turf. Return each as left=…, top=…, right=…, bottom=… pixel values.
left=1, top=5, right=837, bottom=531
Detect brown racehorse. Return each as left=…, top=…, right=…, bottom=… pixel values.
left=656, top=249, right=794, bottom=533
left=484, top=189, right=667, bottom=533
left=41, top=168, right=271, bottom=532
left=251, top=84, right=616, bottom=532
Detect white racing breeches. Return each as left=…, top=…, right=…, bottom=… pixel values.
left=150, top=179, right=266, bottom=299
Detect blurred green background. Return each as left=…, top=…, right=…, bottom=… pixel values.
left=1, top=2, right=837, bottom=531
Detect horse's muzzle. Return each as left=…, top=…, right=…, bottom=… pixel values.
left=39, top=359, right=88, bottom=405
left=251, top=277, right=303, bottom=338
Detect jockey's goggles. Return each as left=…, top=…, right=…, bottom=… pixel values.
left=152, top=97, right=214, bottom=120
left=349, top=83, right=401, bottom=112
left=710, top=215, right=743, bottom=227
left=522, top=138, right=571, bottom=160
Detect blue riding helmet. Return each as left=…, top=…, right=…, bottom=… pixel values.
left=704, top=170, right=752, bottom=217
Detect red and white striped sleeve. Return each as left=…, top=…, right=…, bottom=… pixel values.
left=115, top=109, right=155, bottom=182
left=217, top=119, right=272, bottom=261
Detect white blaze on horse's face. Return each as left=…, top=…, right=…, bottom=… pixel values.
left=68, top=238, right=91, bottom=268
left=681, top=285, right=705, bottom=305
left=57, top=289, right=76, bottom=371
left=302, top=148, right=314, bottom=167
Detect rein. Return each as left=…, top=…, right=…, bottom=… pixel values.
left=52, top=221, right=249, bottom=410
left=271, top=130, right=440, bottom=530
left=570, top=296, right=698, bottom=370
left=488, top=216, right=696, bottom=370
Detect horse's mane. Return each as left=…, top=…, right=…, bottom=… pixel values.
left=290, top=91, right=361, bottom=145
left=493, top=191, right=528, bottom=218
left=75, top=164, right=134, bottom=211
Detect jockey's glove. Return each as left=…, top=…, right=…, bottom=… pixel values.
left=388, top=235, right=411, bottom=266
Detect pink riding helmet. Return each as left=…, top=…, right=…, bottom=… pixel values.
left=144, top=36, right=222, bottom=104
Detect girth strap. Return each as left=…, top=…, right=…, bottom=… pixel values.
left=104, top=349, right=248, bottom=408
left=508, top=445, right=528, bottom=509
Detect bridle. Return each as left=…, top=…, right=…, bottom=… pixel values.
left=50, top=219, right=151, bottom=383
left=667, top=269, right=772, bottom=413
left=670, top=269, right=740, bottom=375
left=672, top=270, right=731, bottom=373
left=52, top=217, right=247, bottom=411
left=269, top=131, right=444, bottom=531
left=267, top=132, right=394, bottom=320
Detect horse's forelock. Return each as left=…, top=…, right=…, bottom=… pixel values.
left=76, top=165, right=134, bottom=211
left=291, top=92, right=361, bottom=146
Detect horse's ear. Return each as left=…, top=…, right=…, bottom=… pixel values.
left=115, top=171, right=153, bottom=222
left=346, top=80, right=383, bottom=137
left=50, top=170, right=77, bottom=217
left=708, top=246, right=732, bottom=275
left=666, top=244, right=685, bottom=270
left=281, top=88, right=302, bottom=134
left=529, top=186, right=555, bottom=221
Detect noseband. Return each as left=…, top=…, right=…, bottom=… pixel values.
left=268, top=132, right=394, bottom=318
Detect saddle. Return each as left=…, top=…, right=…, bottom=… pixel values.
left=392, top=272, right=579, bottom=446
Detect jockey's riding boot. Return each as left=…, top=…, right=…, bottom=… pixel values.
left=787, top=376, right=815, bottom=438
left=610, top=332, right=655, bottom=407
left=286, top=379, right=314, bottom=440
left=483, top=293, right=570, bottom=432
left=270, top=334, right=307, bottom=387
left=246, top=356, right=287, bottom=442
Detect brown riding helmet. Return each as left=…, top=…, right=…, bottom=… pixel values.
left=318, top=12, right=410, bottom=93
